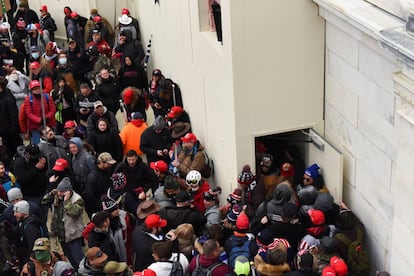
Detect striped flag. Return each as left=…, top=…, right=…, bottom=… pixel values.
left=143, top=34, right=152, bottom=72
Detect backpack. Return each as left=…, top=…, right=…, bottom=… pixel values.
left=23, top=222, right=49, bottom=239
left=191, top=255, right=223, bottom=276
left=228, top=237, right=251, bottom=269
left=29, top=91, right=50, bottom=110
left=335, top=226, right=370, bottom=276
left=201, top=150, right=214, bottom=178
left=170, top=253, right=184, bottom=276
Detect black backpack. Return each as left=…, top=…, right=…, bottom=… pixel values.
left=170, top=253, right=184, bottom=276
left=191, top=255, right=223, bottom=276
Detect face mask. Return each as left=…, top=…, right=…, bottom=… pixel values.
left=9, top=73, right=18, bottom=81
left=58, top=57, right=67, bottom=65
left=34, top=250, right=51, bottom=262
left=31, top=52, right=39, bottom=59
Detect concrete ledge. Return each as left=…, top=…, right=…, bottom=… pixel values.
left=313, top=0, right=403, bottom=39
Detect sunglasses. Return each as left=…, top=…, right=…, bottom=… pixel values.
left=95, top=250, right=103, bottom=257
left=186, top=179, right=198, bottom=185
left=303, top=177, right=312, bottom=182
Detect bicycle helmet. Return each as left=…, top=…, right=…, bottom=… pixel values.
left=186, top=170, right=202, bottom=191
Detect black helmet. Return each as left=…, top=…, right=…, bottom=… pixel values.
left=86, top=45, right=99, bottom=56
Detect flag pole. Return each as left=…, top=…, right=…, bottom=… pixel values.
left=39, top=77, right=51, bottom=170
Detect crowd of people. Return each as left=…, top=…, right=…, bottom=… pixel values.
left=0, top=1, right=391, bottom=276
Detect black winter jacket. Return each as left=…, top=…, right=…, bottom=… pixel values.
left=84, top=167, right=113, bottom=217
left=13, top=150, right=47, bottom=198
left=114, top=158, right=157, bottom=193
left=140, top=126, right=172, bottom=164
left=95, top=77, right=120, bottom=114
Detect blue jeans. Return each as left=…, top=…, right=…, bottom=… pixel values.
left=30, top=130, right=41, bottom=145
left=61, top=238, right=84, bottom=270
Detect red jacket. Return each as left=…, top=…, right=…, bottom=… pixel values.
left=23, top=92, right=56, bottom=131
left=192, top=181, right=210, bottom=213
left=88, top=40, right=112, bottom=57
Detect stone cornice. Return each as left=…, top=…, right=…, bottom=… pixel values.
left=312, top=0, right=403, bottom=39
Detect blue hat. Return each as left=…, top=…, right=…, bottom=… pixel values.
left=305, top=163, right=320, bottom=179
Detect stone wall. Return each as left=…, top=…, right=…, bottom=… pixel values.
left=314, top=0, right=414, bottom=274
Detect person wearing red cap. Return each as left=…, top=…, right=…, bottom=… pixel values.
left=85, top=9, right=114, bottom=46
left=329, top=256, right=348, bottom=276
left=66, top=11, right=86, bottom=48
left=150, top=160, right=169, bottom=178
left=39, top=5, right=57, bottom=42
left=150, top=78, right=183, bottom=118
left=12, top=17, right=28, bottom=59
left=223, top=210, right=256, bottom=269
left=23, top=79, right=56, bottom=144
left=116, top=8, right=141, bottom=41
left=166, top=105, right=191, bottom=127
left=62, top=120, right=85, bottom=141
left=120, top=87, right=147, bottom=122
left=132, top=214, right=167, bottom=271
left=51, top=76, right=77, bottom=135
left=47, top=158, right=72, bottom=191
left=171, top=132, right=208, bottom=180
left=29, top=61, right=53, bottom=94
left=119, top=110, right=148, bottom=156
left=24, top=24, right=46, bottom=73
left=322, top=265, right=337, bottom=276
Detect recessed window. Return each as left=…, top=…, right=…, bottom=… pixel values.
left=198, top=0, right=223, bottom=44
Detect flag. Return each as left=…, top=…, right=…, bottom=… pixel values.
left=143, top=34, right=152, bottom=72
left=0, top=0, right=10, bottom=17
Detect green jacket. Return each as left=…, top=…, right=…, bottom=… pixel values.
left=42, top=191, right=86, bottom=242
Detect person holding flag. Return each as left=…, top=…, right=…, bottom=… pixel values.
left=22, top=80, right=56, bottom=144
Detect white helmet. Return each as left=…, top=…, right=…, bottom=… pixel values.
left=186, top=170, right=202, bottom=191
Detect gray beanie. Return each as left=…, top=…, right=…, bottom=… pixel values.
left=53, top=261, right=75, bottom=276
left=153, top=115, right=165, bottom=130
left=7, top=187, right=23, bottom=202
left=57, top=177, right=73, bottom=192
left=13, top=200, right=30, bottom=215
